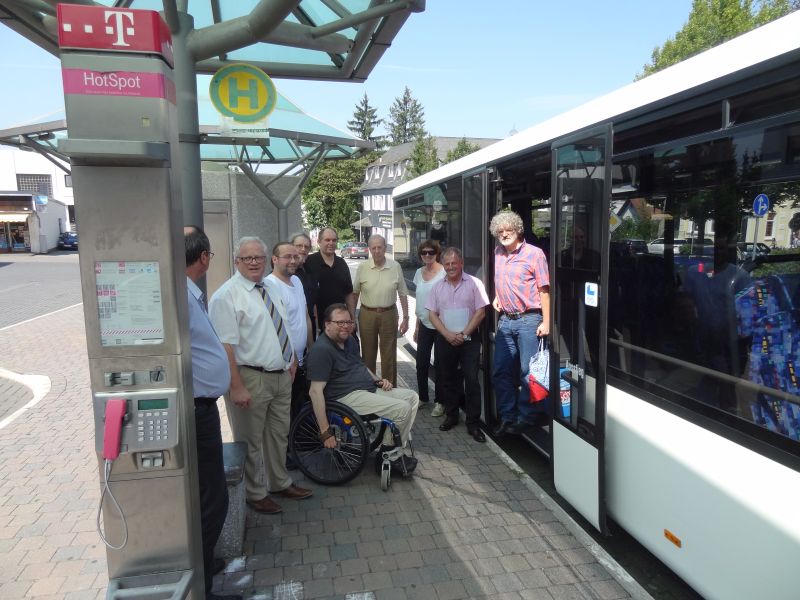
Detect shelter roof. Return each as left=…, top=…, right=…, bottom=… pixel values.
left=1, top=0, right=423, bottom=82
left=0, top=80, right=373, bottom=165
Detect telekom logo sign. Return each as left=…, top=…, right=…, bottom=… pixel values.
left=104, top=11, right=135, bottom=47
left=57, top=4, right=174, bottom=67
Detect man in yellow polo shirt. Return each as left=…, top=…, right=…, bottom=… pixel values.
left=353, top=234, right=409, bottom=386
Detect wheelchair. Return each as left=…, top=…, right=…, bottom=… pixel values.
left=288, top=400, right=415, bottom=491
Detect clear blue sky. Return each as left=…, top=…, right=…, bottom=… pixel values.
left=0, top=1, right=693, bottom=140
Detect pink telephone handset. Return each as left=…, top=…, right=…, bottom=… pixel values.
left=102, top=398, right=127, bottom=461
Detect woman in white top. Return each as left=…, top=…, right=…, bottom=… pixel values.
left=412, top=239, right=446, bottom=416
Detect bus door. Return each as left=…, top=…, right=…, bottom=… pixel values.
left=463, top=169, right=490, bottom=422
left=550, top=125, right=611, bottom=533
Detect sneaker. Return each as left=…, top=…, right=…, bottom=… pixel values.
left=431, top=403, right=445, bottom=417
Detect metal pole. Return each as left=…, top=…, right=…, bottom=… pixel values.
left=171, top=11, right=204, bottom=229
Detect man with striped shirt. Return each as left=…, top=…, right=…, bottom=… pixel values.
left=490, top=211, right=551, bottom=436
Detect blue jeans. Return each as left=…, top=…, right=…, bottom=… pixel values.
left=492, top=312, right=547, bottom=424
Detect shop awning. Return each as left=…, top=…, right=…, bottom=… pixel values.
left=0, top=212, right=32, bottom=222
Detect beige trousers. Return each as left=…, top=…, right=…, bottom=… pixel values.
left=358, top=306, right=398, bottom=386
left=338, top=387, right=419, bottom=446
left=225, top=367, right=293, bottom=501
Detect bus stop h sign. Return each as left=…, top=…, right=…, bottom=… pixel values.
left=209, top=63, right=277, bottom=124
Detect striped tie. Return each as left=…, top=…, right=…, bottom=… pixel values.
left=255, top=283, right=293, bottom=363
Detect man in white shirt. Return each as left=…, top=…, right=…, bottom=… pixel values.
left=209, top=237, right=312, bottom=515
left=266, top=242, right=313, bottom=468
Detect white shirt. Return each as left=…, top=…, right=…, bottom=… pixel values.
left=413, top=267, right=445, bottom=329
left=209, top=270, right=294, bottom=371
left=266, top=273, right=309, bottom=366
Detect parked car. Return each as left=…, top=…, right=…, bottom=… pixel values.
left=618, top=239, right=648, bottom=255
left=340, top=241, right=369, bottom=259
left=737, top=242, right=771, bottom=257
left=647, top=238, right=688, bottom=255
left=57, top=232, right=78, bottom=250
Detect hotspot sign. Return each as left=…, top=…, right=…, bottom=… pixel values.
left=61, top=69, right=176, bottom=103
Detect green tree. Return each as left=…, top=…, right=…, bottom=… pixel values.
left=386, top=86, right=426, bottom=145
left=408, top=135, right=439, bottom=179
left=445, top=137, right=481, bottom=164
left=637, top=0, right=794, bottom=79
left=347, top=92, right=383, bottom=147
left=301, top=153, right=376, bottom=233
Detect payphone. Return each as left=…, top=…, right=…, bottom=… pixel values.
left=57, top=5, right=203, bottom=598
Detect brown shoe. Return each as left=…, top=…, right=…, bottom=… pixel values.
left=271, top=484, right=313, bottom=500
left=246, top=496, right=282, bottom=514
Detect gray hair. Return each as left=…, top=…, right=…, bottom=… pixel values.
left=234, top=236, right=267, bottom=257
left=489, top=210, right=524, bottom=239
left=290, top=231, right=311, bottom=245
left=367, top=234, right=386, bottom=247
left=441, top=246, right=463, bottom=262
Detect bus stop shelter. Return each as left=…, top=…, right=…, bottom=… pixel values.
left=0, top=0, right=424, bottom=233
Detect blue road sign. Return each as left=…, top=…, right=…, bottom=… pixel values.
left=753, top=193, right=770, bottom=217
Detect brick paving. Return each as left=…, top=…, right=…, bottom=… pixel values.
left=0, top=303, right=646, bottom=600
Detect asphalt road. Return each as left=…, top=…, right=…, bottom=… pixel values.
left=0, top=251, right=82, bottom=329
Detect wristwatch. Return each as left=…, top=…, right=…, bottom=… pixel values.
left=319, top=426, right=334, bottom=442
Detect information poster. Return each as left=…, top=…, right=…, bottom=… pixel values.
left=95, top=261, right=164, bottom=346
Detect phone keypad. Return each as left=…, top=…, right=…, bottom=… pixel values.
left=136, top=411, right=170, bottom=444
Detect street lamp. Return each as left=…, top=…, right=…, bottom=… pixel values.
left=352, top=209, right=362, bottom=241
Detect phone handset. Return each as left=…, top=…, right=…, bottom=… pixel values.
left=102, top=398, right=127, bottom=460
left=97, top=398, right=129, bottom=549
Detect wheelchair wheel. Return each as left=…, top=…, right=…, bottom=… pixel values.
left=380, top=461, right=391, bottom=491
left=289, top=401, right=369, bottom=485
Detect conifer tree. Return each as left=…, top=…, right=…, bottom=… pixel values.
left=386, top=86, right=426, bottom=146
left=347, top=92, right=383, bottom=147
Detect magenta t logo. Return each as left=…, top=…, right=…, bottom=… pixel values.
left=104, top=10, right=135, bottom=47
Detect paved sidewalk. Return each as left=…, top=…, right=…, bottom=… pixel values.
left=0, top=306, right=640, bottom=600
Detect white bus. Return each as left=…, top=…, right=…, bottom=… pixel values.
left=393, top=12, right=800, bottom=600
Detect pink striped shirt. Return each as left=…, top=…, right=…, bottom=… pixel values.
left=494, top=241, right=550, bottom=313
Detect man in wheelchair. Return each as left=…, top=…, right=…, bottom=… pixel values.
left=307, top=303, right=420, bottom=474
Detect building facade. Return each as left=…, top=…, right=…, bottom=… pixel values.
left=359, top=138, right=497, bottom=253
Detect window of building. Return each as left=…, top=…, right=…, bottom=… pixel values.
left=766, top=211, right=776, bottom=237
left=64, top=174, right=72, bottom=187
left=16, top=174, right=53, bottom=197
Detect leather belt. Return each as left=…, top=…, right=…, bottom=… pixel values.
left=241, top=365, right=285, bottom=374
left=501, top=308, right=541, bottom=320
left=361, top=305, right=396, bottom=313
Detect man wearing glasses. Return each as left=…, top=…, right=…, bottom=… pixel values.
left=266, top=242, right=313, bottom=467
left=307, top=303, right=420, bottom=474
left=209, top=237, right=313, bottom=515
left=184, top=226, right=240, bottom=600
left=290, top=232, right=319, bottom=338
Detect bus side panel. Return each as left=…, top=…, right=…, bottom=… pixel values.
left=605, top=385, right=800, bottom=600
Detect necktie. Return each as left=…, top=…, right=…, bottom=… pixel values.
left=255, top=283, right=293, bottom=363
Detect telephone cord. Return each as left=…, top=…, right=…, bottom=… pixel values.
left=96, top=459, right=128, bottom=550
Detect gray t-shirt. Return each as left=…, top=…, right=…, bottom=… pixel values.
left=307, top=333, right=375, bottom=401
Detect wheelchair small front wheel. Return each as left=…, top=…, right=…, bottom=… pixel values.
left=380, top=461, right=391, bottom=491
left=289, top=401, right=369, bottom=485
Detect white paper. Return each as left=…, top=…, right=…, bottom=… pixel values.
left=96, top=261, right=164, bottom=346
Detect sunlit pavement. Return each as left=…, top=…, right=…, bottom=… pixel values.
left=0, top=299, right=646, bottom=600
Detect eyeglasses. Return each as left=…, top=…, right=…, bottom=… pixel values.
left=237, top=255, right=266, bottom=264
left=420, top=250, right=436, bottom=256
left=277, top=255, right=301, bottom=261
left=330, top=320, right=354, bottom=327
